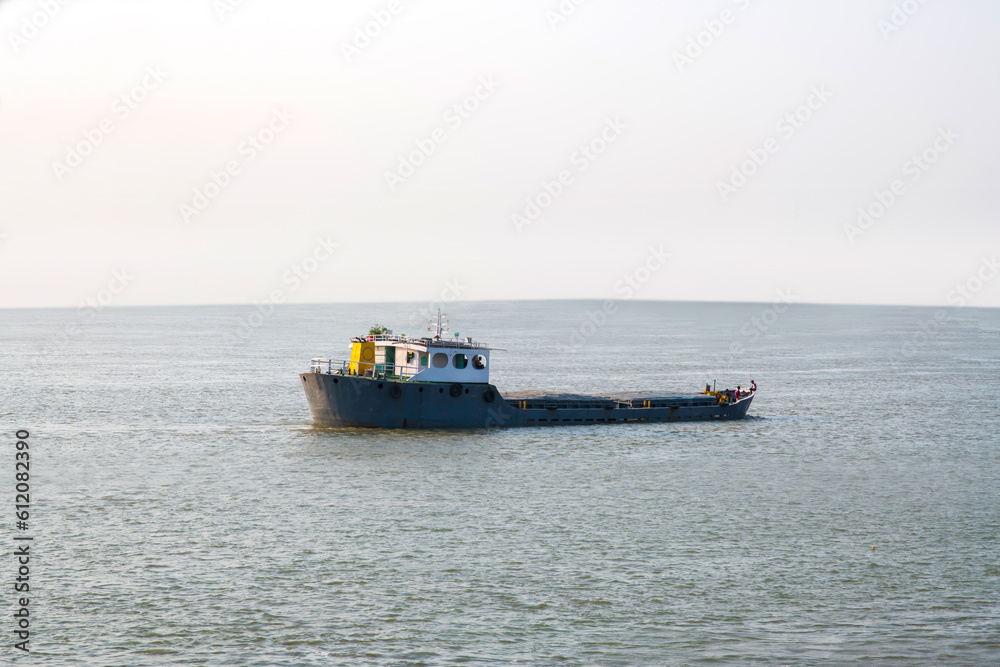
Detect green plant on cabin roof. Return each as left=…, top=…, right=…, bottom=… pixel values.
left=368, top=324, right=389, bottom=335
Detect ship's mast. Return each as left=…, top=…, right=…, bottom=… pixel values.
left=428, top=308, right=450, bottom=341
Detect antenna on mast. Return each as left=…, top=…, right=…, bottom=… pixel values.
left=427, top=307, right=450, bottom=340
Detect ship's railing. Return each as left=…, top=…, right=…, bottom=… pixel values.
left=309, top=358, right=425, bottom=379
left=703, top=387, right=756, bottom=405
left=355, top=334, right=409, bottom=343
left=352, top=334, right=492, bottom=349
left=310, top=358, right=348, bottom=374
left=421, top=338, right=492, bottom=350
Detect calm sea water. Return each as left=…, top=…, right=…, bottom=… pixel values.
left=2, top=300, right=999, bottom=665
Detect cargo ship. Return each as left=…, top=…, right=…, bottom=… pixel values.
left=301, top=311, right=755, bottom=429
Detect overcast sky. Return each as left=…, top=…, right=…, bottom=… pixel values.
left=1, top=0, right=998, bottom=309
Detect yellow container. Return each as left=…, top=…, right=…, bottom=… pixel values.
left=349, top=341, right=375, bottom=375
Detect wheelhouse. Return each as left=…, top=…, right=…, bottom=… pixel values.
left=311, top=309, right=496, bottom=383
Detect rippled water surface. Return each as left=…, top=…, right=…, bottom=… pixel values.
left=3, top=301, right=999, bottom=665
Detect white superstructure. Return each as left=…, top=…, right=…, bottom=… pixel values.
left=310, top=309, right=496, bottom=384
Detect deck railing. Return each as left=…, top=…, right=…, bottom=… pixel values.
left=708, top=389, right=756, bottom=405
left=309, top=358, right=426, bottom=379
left=352, top=334, right=492, bottom=349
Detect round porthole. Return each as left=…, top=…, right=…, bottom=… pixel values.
left=432, top=353, right=449, bottom=368
left=453, top=354, right=468, bottom=369
left=472, top=354, right=487, bottom=370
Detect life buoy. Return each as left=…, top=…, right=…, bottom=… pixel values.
left=483, top=387, right=496, bottom=403
left=449, top=383, right=463, bottom=397
left=389, top=384, right=402, bottom=398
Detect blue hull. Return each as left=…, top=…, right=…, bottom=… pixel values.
left=300, top=372, right=754, bottom=429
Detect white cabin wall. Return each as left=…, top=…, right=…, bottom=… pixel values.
left=411, top=347, right=490, bottom=383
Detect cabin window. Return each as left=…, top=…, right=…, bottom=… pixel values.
left=453, top=354, right=468, bottom=369
left=472, top=354, right=487, bottom=370
left=432, top=353, right=448, bottom=368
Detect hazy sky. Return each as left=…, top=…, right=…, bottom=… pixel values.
left=1, top=0, right=998, bottom=309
